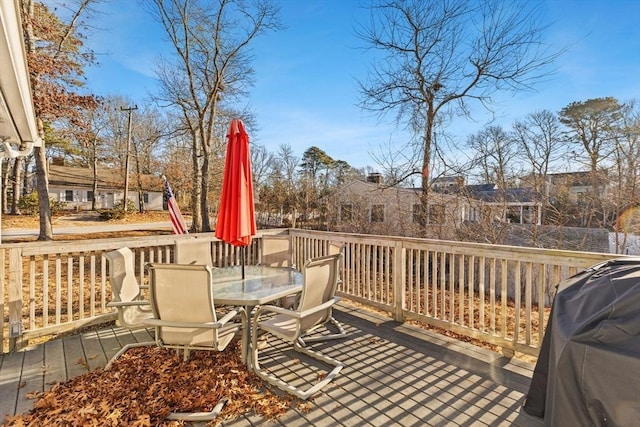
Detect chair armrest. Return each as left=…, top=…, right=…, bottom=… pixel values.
left=254, top=304, right=294, bottom=318
left=217, top=306, right=246, bottom=326
left=145, top=306, right=245, bottom=329
left=255, top=297, right=338, bottom=320
left=298, top=297, right=339, bottom=318
left=145, top=319, right=230, bottom=329
left=108, top=300, right=150, bottom=308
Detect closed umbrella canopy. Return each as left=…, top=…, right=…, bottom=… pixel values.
left=215, top=119, right=257, bottom=248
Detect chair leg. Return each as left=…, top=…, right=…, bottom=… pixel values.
left=165, top=397, right=228, bottom=421
left=105, top=340, right=155, bottom=370
left=251, top=329, right=343, bottom=400
left=297, top=316, right=349, bottom=346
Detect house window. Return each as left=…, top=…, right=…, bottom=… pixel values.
left=65, top=190, right=74, bottom=202
left=413, top=204, right=425, bottom=225
left=371, top=204, right=385, bottom=223
left=143, top=193, right=149, bottom=203
left=340, top=204, right=352, bottom=222
left=87, top=191, right=94, bottom=202
left=429, top=204, right=445, bottom=224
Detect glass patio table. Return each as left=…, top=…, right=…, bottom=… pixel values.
left=210, top=265, right=303, bottom=365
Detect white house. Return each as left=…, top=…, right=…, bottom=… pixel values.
left=45, top=164, right=165, bottom=211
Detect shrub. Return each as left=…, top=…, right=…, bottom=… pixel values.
left=114, top=198, right=136, bottom=212
left=18, top=192, right=71, bottom=216
left=50, top=199, right=64, bottom=215
left=98, top=209, right=126, bottom=220
left=17, top=192, right=39, bottom=216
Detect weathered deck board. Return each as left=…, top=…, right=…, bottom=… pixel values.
left=43, top=338, right=67, bottom=388
left=14, top=344, right=43, bottom=416
left=0, top=349, right=24, bottom=418
left=1, top=305, right=543, bottom=426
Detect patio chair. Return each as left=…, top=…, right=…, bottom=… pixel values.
left=261, top=234, right=294, bottom=268
left=261, top=234, right=299, bottom=308
left=145, top=263, right=247, bottom=421
left=146, top=263, right=246, bottom=360
left=174, top=238, right=213, bottom=265
left=251, top=253, right=344, bottom=400
left=295, top=241, right=349, bottom=345
left=104, top=247, right=155, bottom=368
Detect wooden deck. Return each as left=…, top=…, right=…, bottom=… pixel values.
left=1, top=304, right=543, bottom=426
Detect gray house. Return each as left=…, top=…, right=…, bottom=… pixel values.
left=326, top=174, right=543, bottom=237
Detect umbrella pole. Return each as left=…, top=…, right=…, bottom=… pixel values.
left=241, top=247, right=245, bottom=279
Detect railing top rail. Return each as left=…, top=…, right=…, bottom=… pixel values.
left=288, top=228, right=617, bottom=265
left=3, top=227, right=620, bottom=268
left=7, top=230, right=291, bottom=257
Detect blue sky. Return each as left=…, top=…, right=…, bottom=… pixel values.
left=75, top=0, right=640, bottom=170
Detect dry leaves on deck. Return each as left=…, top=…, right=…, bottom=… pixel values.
left=4, top=340, right=308, bottom=426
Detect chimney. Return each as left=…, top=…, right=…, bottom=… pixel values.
left=367, top=173, right=383, bottom=184
left=51, top=157, right=65, bottom=166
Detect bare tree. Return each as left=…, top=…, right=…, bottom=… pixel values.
left=610, top=100, right=640, bottom=252
left=21, top=0, right=99, bottom=239
left=278, top=144, right=300, bottom=227
left=467, top=125, right=518, bottom=188
left=251, top=144, right=274, bottom=192
left=512, top=109, right=564, bottom=240
left=357, top=0, right=559, bottom=235
left=69, top=105, right=110, bottom=210
left=559, top=97, right=623, bottom=228
left=149, top=0, right=281, bottom=232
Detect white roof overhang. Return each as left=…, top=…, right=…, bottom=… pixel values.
left=0, top=0, right=41, bottom=157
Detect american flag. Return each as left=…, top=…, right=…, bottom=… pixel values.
left=162, top=176, right=188, bottom=234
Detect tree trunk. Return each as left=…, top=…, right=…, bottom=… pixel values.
left=1, top=159, right=9, bottom=214
left=35, top=143, right=53, bottom=240
left=10, top=157, right=22, bottom=214
left=200, top=153, right=211, bottom=231
left=91, top=152, right=98, bottom=210
left=190, top=133, right=202, bottom=232
left=420, top=111, right=434, bottom=238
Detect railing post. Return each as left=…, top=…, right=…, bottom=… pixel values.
left=8, top=247, right=24, bottom=351
left=393, top=241, right=405, bottom=322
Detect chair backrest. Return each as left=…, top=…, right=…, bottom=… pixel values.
left=261, top=235, right=293, bottom=268
left=328, top=241, right=344, bottom=256
left=175, top=239, right=213, bottom=265
left=147, top=263, right=217, bottom=346
left=298, top=253, right=342, bottom=331
left=104, top=247, right=140, bottom=303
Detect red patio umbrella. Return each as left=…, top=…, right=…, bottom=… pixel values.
left=215, top=118, right=257, bottom=278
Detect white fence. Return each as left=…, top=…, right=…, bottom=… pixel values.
left=1, top=230, right=616, bottom=355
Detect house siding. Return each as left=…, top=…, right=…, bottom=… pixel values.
left=43, top=165, right=165, bottom=211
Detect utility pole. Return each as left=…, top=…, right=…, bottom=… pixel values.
left=120, top=105, right=137, bottom=212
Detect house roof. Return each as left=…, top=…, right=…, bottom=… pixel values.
left=469, top=186, right=538, bottom=203
left=329, top=179, right=459, bottom=203
left=47, top=165, right=163, bottom=192
left=465, top=183, right=498, bottom=193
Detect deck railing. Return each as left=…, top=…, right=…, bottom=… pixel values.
left=1, top=229, right=615, bottom=355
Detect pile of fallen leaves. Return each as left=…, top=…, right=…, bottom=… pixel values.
left=5, top=340, right=308, bottom=426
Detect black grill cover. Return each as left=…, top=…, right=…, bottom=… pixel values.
left=523, top=258, right=640, bottom=426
